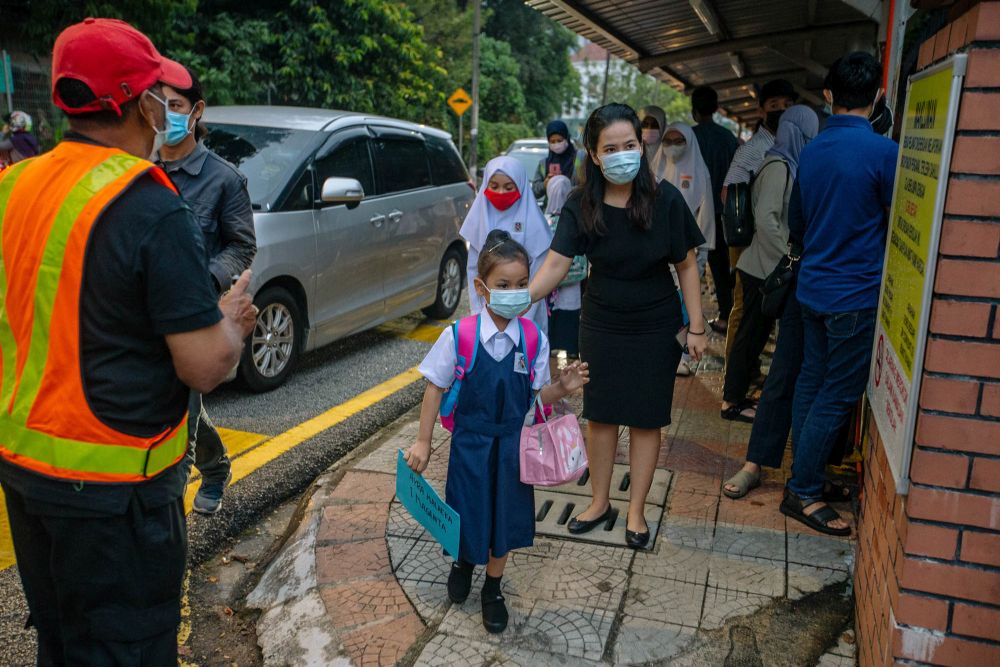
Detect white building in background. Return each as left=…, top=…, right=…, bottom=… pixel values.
left=563, top=40, right=633, bottom=121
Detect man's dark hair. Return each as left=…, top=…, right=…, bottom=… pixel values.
left=691, top=86, right=719, bottom=117
left=580, top=103, right=656, bottom=236
left=55, top=78, right=143, bottom=126
left=759, top=79, right=798, bottom=106
left=825, top=52, right=882, bottom=110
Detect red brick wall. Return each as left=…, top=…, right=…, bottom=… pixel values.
left=856, top=3, right=1000, bottom=665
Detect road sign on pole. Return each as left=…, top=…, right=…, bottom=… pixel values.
left=447, top=88, right=472, bottom=117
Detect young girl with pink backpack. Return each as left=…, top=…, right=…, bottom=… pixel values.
left=404, top=230, right=588, bottom=634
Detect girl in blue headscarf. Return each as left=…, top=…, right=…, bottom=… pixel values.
left=721, top=104, right=819, bottom=424
left=532, top=120, right=578, bottom=199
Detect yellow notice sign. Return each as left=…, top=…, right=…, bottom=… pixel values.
left=447, top=88, right=472, bottom=116
left=869, top=54, right=966, bottom=494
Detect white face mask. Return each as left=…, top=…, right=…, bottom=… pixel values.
left=144, top=90, right=170, bottom=157
left=549, top=140, right=569, bottom=155
left=667, top=145, right=686, bottom=162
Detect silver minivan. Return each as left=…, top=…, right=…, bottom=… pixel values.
left=202, top=106, right=473, bottom=391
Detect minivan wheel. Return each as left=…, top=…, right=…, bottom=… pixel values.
left=423, top=247, right=464, bottom=320
left=239, top=286, right=301, bottom=392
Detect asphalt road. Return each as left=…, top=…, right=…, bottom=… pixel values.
left=0, top=304, right=454, bottom=666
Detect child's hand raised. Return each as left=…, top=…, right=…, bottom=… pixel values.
left=404, top=440, right=431, bottom=474
left=557, top=360, right=590, bottom=394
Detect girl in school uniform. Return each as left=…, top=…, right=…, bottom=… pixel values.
left=461, top=156, right=553, bottom=334
left=404, top=230, right=589, bottom=634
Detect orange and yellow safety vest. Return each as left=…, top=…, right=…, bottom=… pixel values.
left=0, top=141, right=188, bottom=483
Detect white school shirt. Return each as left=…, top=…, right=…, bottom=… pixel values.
left=419, top=315, right=551, bottom=392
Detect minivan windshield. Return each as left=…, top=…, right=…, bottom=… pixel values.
left=203, top=123, right=318, bottom=208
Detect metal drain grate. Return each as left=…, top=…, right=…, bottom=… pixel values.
left=533, top=464, right=672, bottom=550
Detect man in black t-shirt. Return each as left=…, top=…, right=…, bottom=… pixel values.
left=0, top=19, right=256, bottom=664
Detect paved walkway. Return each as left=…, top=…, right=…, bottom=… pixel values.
left=246, top=343, right=860, bottom=666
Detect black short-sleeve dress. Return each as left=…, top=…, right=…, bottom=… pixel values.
left=551, top=181, right=705, bottom=428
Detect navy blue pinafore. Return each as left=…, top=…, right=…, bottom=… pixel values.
left=446, top=340, right=536, bottom=565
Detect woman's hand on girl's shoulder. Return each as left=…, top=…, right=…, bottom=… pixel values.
left=558, top=360, right=590, bottom=393
left=404, top=440, right=431, bottom=474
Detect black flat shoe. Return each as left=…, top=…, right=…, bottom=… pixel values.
left=481, top=591, right=509, bottom=634
left=567, top=504, right=612, bottom=535
left=447, top=562, right=473, bottom=604
left=625, top=528, right=650, bottom=549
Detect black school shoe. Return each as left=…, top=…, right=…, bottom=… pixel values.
left=447, top=561, right=474, bottom=604
left=481, top=590, right=509, bottom=634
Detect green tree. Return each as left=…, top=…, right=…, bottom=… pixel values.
left=484, top=0, right=579, bottom=128
left=581, top=59, right=691, bottom=123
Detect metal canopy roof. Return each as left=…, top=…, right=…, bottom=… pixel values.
left=527, top=0, right=884, bottom=122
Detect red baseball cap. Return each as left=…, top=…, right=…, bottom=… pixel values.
left=52, top=17, right=192, bottom=116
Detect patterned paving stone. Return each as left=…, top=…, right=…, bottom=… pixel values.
left=387, top=500, right=431, bottom=541
left=315, top=538, right=391, bottom=584
left=623, top=574, right=706, bottom=628
left=707, top=553, right=785, bottom=597
left=787, top=532, right=854, bottom=572
left=503, top=559, right=628, bottom=611
left=712, top=523, right=786, bottom=563
left=421, top=445, right=452, bottom=483
left=395, top=538, right=452, bottom=585
left=387, top=536, right=418, bottom=572
left=787, top=563, right=850, bottom=601
left=631, top=542, right=711, bottom=585
left=400, top=580, right=452, bottom=625
left=700, top=586, right=771, bottom=631
left=517, top=602, right=614, bottom=661
left=316, top=502, right=388, bottom=544
left=414, top=634, right=503, bottom=667
left=613, top=616, right=698, bottom=665
left=660, top=515, right=716, bottom=551
left=354, top=441, right=401, bottom=474
left=327, top=470, right=396, bottom=504
left=667, top=489, right=720, bottom=522
left=318, top=579, right=415, bottom=629
left=671, top=470, right=726, bottom=496
left=716, top=487, right=786, bottom=531
left=340, top=610, right=424, bottom=666
left=662, top=437, right=731, bottom=476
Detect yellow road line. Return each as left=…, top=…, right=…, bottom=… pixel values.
left=184, top=366, right=424, bottom=511
left=0, top=488, right=12, bottom=570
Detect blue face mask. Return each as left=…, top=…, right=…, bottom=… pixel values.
left=480, top=281, right=532, bottom=320
left=599, top=149, right=642, bottom=184
left=163, top=108, right=195, bottom=147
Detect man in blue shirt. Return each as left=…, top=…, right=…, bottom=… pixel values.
left=781, top=53, right=898, bottom=536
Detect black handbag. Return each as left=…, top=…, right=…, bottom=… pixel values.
left=760, top=242, right=801, bottom=318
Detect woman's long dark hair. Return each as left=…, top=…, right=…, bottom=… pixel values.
left=580, top=103, right=657, bottom=236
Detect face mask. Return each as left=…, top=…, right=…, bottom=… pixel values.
left=869, top=95, right=893, bottom=136
left=765, top=110, right=784, bottom=133
left=823, top=102, right=833, bottom=116
left=480, top=281, right=532, bottom=319
left=550, top=140, right=569, bottom=155
left=164, top=108, right=195, bottom=147
left=667, top=145, right=686, bottom=162
left=599, top=149, right=642, bottom=185
left=484, top=188, right=520, bottom=211
left=145, top=91, right=170, bottom=155
left=641, top=129, right=661, bottom=146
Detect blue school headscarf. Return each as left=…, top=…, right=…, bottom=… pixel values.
left=764, top=105, right=819, bottom=179
left=544, top=119, right=577, bottom=180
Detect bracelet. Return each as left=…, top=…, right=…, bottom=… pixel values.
left=687, top=330, right=706, bottom=336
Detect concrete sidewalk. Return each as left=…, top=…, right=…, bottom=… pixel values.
left=246, top=342, right=860, bottom=666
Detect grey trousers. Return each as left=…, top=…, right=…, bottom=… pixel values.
left=187, top=391, right=231, bottom=483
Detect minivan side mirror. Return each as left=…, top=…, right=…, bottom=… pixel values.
left=320, top=177, right=365, bottom=204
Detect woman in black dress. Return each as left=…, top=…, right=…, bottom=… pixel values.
left=529, top=104, right=707, bottom=549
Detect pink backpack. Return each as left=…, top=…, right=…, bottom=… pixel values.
left=439, top=314, right=542, bottom=432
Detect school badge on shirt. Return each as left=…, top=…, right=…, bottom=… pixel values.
left=513, top=352, right=528, bottom=374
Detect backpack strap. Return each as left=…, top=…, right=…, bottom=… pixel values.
left=439, top=315, right=480, bottom=418
left=518, top=317, right=541, bottom=386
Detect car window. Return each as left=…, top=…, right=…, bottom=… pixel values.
left=372, top=137, right=432, bottom=194
left=314, top=136, right=375, bottom=201
left=284, top=168, right=314, bottom=211
left=425, top=135, right=469, bottom=185
left=509, top=149, right=546, bottom=181
left=203, top=123, right=317, bottom=207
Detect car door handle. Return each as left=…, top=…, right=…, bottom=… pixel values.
left=370, top=214, right=386, bottom=228
left=387, top=210, right=403, bottom=223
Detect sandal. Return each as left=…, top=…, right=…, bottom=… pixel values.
left=822, top=480, right=853, bottom=503
left=723, top=470, right=762, bottom=499
left=721, top=399, right=757, bottom=423
left=780, top=490, right=851, bottom=536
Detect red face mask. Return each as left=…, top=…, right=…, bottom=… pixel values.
left=484, top=188, right=520, bottom=211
